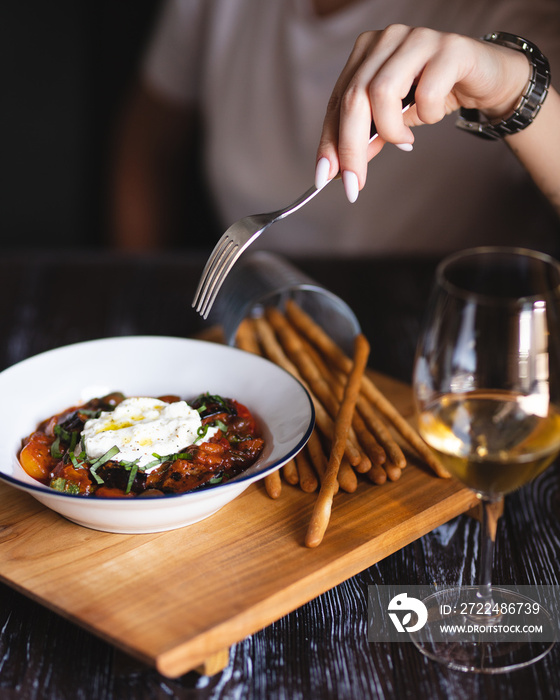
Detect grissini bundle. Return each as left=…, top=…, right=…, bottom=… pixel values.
left=234, top=301, right=449, bottom=547
left=284, top=300, right=449, bottom=479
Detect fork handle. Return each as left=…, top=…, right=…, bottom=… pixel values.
left=270, top=86, right=417, bottom=222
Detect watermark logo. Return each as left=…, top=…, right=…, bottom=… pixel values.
left=368, top=585, right=559, bottom=643
left=387, top=593, right=428, bottom=633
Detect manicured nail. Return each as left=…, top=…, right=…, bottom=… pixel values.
left=342, top=170, right=359, bottom=203
left=395, top=143, right=413, bottom=152
left=315, top=157, right=331, bottom=189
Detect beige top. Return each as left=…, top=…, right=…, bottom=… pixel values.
left=143, top=0, right=560, bottom=256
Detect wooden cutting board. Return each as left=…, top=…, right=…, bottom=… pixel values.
left=0, top=372, right=478, bottom=678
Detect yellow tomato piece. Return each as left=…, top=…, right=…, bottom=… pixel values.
left=20, top=432, right=57, bottom=481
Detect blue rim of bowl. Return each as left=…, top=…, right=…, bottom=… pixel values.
left=1, top=336, right=316, bottom=501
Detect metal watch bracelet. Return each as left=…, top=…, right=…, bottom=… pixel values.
left=456, top=31, right=551, bottom=140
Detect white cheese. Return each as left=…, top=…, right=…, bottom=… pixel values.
left=81, top=397, right=219, bottom=471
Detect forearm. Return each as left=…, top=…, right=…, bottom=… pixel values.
left=505, top=87, right=560, bottom=216
left=316, top=26, right=560, bottom=213
left=110, top=84, right=194, bottom=251
left=112, top=138, right=174, bottom=251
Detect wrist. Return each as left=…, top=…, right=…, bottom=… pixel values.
left=456, top=32, right=551, bottom=140
left=480, top=48, right=531, bottom=121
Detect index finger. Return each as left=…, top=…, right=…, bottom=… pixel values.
left=315, top=31, right=386, bottom=184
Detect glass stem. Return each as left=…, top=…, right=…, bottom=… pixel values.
left=477, top=497, right=504, bottom=604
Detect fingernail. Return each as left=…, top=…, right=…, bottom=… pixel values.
left=395, top=143, right=414, bottom=152
left=342, top=170, right=359, bottom=203
left=315, top=157, right=331, bottom=189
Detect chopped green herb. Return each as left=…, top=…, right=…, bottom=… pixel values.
left=77, top=408, right=102, bottom=418
left=207, top=475, right=223, bottom=485
left=142, top=451, right=193, bottom=470
left=50, top=435, right=63, bottom=460
left=194, top=424, right=210, bottom=443
left=68, top=430, right=79, bottom=454
left=51, top=423, right=81, bottom=460
left=195, top=393, right=231, bottom=412
left=205, top=393, right=228, bottom=408
left=215, top=419, right=228, bottom=433
left=125, top=463, right=139, bottom=494
left=115, top=458, right=141, bottom=494
left=194, top=417, right=227, bottom=443
left=89, top=445, right=120, bottom=485
left=69, top=451, right=86, bottom=470
left=53, top=423, right=72, bottom=443
left=117, top=458, right=141, bottom=469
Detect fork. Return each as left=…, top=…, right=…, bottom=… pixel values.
left=192, top=87, right=416, bottom=319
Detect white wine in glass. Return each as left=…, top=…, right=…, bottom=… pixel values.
left=419, top=390, right=560, bottom=498
left=411, top=247, right=560, bottom=673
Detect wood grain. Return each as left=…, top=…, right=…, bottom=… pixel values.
left=0, top=371, right=477, bottom=678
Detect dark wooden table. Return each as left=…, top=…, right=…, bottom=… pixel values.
left=0, top=251, right=558, bottom=700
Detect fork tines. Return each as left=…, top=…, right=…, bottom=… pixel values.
left=192, top=237, right=240, bottom=319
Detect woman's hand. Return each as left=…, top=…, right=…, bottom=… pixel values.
left=315, top=25, right=530, bottom=202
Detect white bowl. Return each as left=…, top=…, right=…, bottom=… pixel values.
left=0, top=336, right=314, bottom=533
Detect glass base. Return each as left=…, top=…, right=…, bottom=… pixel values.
left=408, top=586, right=555, bottom=674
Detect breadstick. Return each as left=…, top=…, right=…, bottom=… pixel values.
left=285, top=299, right=349, bottom=371
left=321, top=366, right=388, bottom=470
left=359, top=380, right=449, bottom=478
left=252, top=317, right=331, bottom=433
left=265, top=307, right=363, bottom=467
left=235, top=318, right=262, bottom=354
left=264, top=471, right=282, bottom=499
left=252, top=316, right=298, bottom=370
left=338, top=457, right=358, bottom=493
left=306, top=334, right=370, bottom=548
left=367, top=462, right=388, bottom=485
left=353, top=414, right=387, bottom=469
left=235, top=317, right=328, bottom=491
left=297, top=333, right=386, bottom=470
left=280, top=302, right=394, bottom=468
left=291, top=318, right=375, bottom=473
left=300, top=337, right=387, bottom=474
left=294, top=318, right=374, bottom=476
left=286, top=300, right=449, bottom=478
left=236, top=319, right=284, bottom=499
left=383, top=461, right=403, bottom=482
left=353, top=392, right=406, bottom=470
left=236, top=319, right=291, bottom=497
left=194, top=325, right=226, bottom=344
left=253, top=315, right=357, bottom=468
left=235, top=314, right=339, bottom=494
left=282, top=459, right=299, bottom=485
left=296, top=448, right=318, bottom=493
left=306, top=430, right=338, bottom=493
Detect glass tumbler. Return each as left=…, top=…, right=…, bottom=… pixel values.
left=210, top=251, right=360, bottom=354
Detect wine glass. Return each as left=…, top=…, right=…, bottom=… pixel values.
left=411, top=246, right=560, bottom=673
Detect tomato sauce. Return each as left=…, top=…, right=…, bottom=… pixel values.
left=19, top=392, right=264, bottom=498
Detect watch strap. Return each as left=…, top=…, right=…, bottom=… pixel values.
left=456, top=32, right=551, bottom=140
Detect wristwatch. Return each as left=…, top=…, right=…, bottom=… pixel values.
left=456, top=32, right=551, bottom=140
